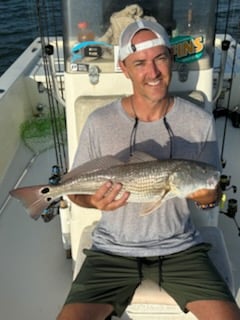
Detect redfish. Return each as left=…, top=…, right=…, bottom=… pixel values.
left=10, top=152, right=220, bottom=220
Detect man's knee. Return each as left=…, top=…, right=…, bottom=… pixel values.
left=56, top=303, right=113, bottom=320
left=187, top=300, right=240, bottom=320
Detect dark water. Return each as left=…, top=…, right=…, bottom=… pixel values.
left=0, top=0, right=239, bottom=77
left=0, top=0, right=62, bottom=77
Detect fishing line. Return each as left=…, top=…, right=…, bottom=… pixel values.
left=224, top=0, right=232, bottom=41
left=219, top=36, right=238, bottom=166
left=47, top=0, right=64, bottom=98
left=215, top=0, right=238, bottom=166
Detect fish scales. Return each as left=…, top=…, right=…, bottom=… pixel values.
left=109, top=164, right=171, bottom=201
left=60, top=161, right=170, bottom=197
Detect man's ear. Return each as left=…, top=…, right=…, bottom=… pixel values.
left=169, top=48, right=174, bottom=62
left=119, top=60, right=130, bottom=79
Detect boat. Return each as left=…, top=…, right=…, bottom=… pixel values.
left=0, top=0, right=240, bottom=319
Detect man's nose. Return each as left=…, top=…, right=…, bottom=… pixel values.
left=148, top=61, right=160, bottom=78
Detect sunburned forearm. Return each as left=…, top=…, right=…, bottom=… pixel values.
left=187, top=184, right=222, bottom=205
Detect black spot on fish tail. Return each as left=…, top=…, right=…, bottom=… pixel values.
left=41, top=187, right=50, bottom=194
left=39, top=187, right=53, bottom=203
left=9, top=184, right=54, bottom=220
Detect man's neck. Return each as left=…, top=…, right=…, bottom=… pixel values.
left=123, top=95, right=173, bottom=122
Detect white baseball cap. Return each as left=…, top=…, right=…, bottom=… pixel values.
left=119, top=20, right=171, bottom=61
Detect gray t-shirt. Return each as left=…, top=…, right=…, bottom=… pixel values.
left=73, top=97, right=221, bottom=257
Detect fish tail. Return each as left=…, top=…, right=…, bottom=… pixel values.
left=10, top=185, right=53, bottom=220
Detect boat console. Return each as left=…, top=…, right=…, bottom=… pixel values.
left=62, top=0, right=217, bottom=165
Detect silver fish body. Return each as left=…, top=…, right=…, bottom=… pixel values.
left=10, top=153, right=220, bottom=220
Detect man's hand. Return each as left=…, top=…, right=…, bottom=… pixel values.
left=68, top=181, right=130, bottom=211
left=187, top=183, right=222, bottom=205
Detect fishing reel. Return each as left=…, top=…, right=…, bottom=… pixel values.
left=41, top=165, right=62, bottom=223
left=220, top=174, right=237, bottom=193
left=220, top=198, right=240, bottom=236
left=48, top=165, right=61, bottom=185
left=219, top=174, right=240, bottom=236
left=41, top=198, right=62, bottom=222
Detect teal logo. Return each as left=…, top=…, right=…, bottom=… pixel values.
left=170, top=35, right=204, bottom=63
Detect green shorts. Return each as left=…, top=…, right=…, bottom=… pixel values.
left=65, top=243, right=235, bottom=317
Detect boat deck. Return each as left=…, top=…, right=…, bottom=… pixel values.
left=0, top=117, right=239, bottom=320
left=0, top=145, right=72, bottom=319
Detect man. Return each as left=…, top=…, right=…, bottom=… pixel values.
left=57, top=20, right=240, bottom=320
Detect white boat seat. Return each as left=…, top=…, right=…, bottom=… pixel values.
left=73, top=225, right=234, bottom=319
left=170, top=90, right=206, bottom=107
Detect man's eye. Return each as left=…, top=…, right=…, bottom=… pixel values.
left=134, top=61, right=144, bottom=67
left=156, top=55, right=168, bottom=61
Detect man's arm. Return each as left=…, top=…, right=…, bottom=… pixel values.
left=187, top=184, right=222, bottom=208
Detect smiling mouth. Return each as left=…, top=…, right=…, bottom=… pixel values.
left=148, top=80, right=160, bottom=86
left=147, top=78, right=162, bottom=86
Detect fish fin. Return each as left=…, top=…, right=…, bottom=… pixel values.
left=9, top=185, right=54, bottom=220
left=139, top=188, right=171, bottom=216
left=61, top=156, right=124, bottom=183
left=140, top=199, right=164, bottom=216
left=127, top=151, right=157, bottom=164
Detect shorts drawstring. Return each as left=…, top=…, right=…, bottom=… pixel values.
left=158, top=256, right=163, bottom=286
left=136, top=257, right=163, bottom=286
left=136, top=257, right=143, bottom=281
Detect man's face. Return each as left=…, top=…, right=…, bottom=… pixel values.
left=120, top=29, right=172, bottom=104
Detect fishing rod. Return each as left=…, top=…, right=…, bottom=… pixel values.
left=36, top=0, right=68, bottom=173
left=214, top=0, right=240, bottom=169
left=34, top=0, right=68, bottom=221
